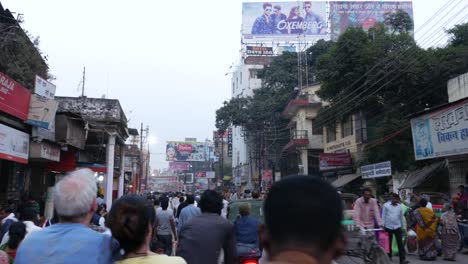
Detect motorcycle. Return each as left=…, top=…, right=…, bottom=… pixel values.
left=237, top=242, right=262, bottom=264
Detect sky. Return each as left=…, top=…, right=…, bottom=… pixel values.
left=1, top=0, right=460, bottom=171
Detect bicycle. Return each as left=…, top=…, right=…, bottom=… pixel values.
left=344, top=228, right=392, bottom=264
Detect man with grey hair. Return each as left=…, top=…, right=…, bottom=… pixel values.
left=15, top=169, right=113, bottom=264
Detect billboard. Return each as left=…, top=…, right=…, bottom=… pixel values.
left=25, top=94, right=59, bottom=129
left=0, top=72, right=31, bottom=120
left=169, top=162, right=190, bottom=171
left=242, top=2, right=327, bottom=40
left=330, top=1, right=414, bottom=40
left=319, top=153, right=352, bottom=171
left=246, top=46, right=274, bottom=56
left=361, top=161, right=391, bottom=179
left=166, top=141, right=206, bottom=162
left=35, top=75, right=56, bottom=99
left=0, top=123, right=29, bottom=164
left=411, top=98, right=468, bottom=160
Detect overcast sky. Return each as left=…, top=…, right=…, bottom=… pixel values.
left=2, top=0, right=462, bottom=170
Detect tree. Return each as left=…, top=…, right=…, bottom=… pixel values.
left=447, top=22, right=468, bottom=47
left=384, top=10, right=414, bottom=34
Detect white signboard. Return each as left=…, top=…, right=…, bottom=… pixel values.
left=26, top=94, right=59, bottom=129
left=0, top=123, right=29, bottom=164
left=206, top=171, right=215, bottom=179
left=411, top=98, right=468, bottom=160
left=361, top=161, right=392, bottom=179
left=35, top=75, right=56, bottom=99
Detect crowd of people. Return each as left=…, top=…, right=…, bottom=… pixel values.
left=0, top=168, right=348, bottom=264
left=352, top=185, right=468, bottom=262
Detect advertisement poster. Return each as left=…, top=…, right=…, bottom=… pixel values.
left=319, top=153, right=352, bottom=171
left=361, top=161, right=391, bottom=179
left=330, top=1, right=414, bottom=40
left=0, top=123, right=29, bottom=164
left=169, top=162, right=190, bottom=171
left=246, top=46, right=274, bottom=56
left=35, top=75, right=56, bottom=99
left=26, top=94, right=59, bottom=129
left=166, top=141, right=206, bottom=161
left=411, top=98, right=468, bottom=160
left=242, top=1, right=327, bottom=40
left=0, top=72, right=31, bottom=120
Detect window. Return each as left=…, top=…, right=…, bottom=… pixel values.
left=312, top=119, right=323, bottom=135
left=249, top=69, right=259, bottom=79
left=342, top=115, right=354, bottom=138
left=326, top=125, right=336, bottom=143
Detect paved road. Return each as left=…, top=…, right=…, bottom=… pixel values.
left=337, top=250, right=468, bottom=264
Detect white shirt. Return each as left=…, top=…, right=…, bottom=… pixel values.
left=0, top=220, right=42, bottom=246
left=221, top=199, right=228, bottom=219
left=382, top=201, right=404, bottom=230
left=427, top=201, right=433, bottom=209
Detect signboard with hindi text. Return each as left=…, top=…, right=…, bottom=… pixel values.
left=361, top=161, right=391, bottom=179
left=411, top=97, right=468, bottom=160
left=0, top=72, right=31, bottom=120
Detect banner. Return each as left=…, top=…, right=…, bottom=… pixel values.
left=411, top=98, right=468, bottom=160
left=361, top=161, right=391, bottom=179
left=330, top=1, right=414, bottom=40
left=0, top=123, right=29, bottom=164
left=319, top=153, right=352, bottom=171
left=25, top=94, right=59, bottom=129
left=35, top=75, right=56, bottom=99
left=246, top=46, right=274, bottom=56
left=169, top=162, right=190, bottom=171
left=0, top=72, right=31, bottom=120
left=242, top=1, right=327, bottom=40
left=166, top=141, right=206, bottom=162
left=206, top=171, right=215, bottom=179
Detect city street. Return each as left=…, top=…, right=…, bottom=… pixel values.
left=337, top=251, right=468, bottom=264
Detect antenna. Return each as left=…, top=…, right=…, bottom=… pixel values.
left=81, top=66, right=86, bottom=97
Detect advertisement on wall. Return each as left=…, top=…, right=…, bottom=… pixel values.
left=246, top=46, right=274, bottom=56
left=166, top=141, right=206, bottom=162
left=35, top=75, right=56, bottom=99
left=330, top=1, right=413, bottom=40
left=0, top=123, right=29, bottom=164
left=242, top=1, right=327, bottom=40
left=361, top=161, right=391, bottom=179
left=0, top=72, right=31, bottom=120
left=319, top=153, right=352, bottom=171
left=411, top=98, right=468, bottom=160
left=169, top=162, right=190, bottom=171
left=29, top=141, right=60, bottom=162
left=25, top=94, right=59, bottom=129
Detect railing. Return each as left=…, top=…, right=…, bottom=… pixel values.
left=291, top=130, right=308, bottom=140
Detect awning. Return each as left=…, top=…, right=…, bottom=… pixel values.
left=331, top=174, right=361, bottom=188
left=398, top=160, right=447, bottom=189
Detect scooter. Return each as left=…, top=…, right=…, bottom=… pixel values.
left=237, top=243, right=262, bottom=264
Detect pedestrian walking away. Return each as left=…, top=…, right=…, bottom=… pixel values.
left=382, top=193, right=408, bottom=264
left=155, top=196, right=177, bottom=256
left=439, top=203, right=460, bottom=261
left=14, top=169, right=114, bottom=264
left=108, top=194, right=186, bottom=264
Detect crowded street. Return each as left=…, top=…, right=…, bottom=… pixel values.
left=1, top=0, right=468, bottom=263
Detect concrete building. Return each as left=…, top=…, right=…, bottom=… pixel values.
left=281, top=84, right=324, bottom=176
left=231, top=56, right=273, bottom=189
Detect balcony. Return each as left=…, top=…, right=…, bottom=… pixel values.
left=282, top=130, right=310, bottom=152
left=282, top=99, right=309, bottom=118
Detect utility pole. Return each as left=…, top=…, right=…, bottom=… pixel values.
left=139, top=122, right=144, bottom=193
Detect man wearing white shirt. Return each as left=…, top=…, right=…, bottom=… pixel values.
left=0, top=208, right=41, bottom=246
left=382, top=193, right=408, bottom=264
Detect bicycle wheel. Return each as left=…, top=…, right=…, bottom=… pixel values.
left=367, top=246, right=391, bottom=264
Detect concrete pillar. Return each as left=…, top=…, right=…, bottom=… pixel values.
left=105, top=133, right=116, bottom=207
left=118, top=146, right=125, bottom=198
left=301, top=149, right=308, bottom=175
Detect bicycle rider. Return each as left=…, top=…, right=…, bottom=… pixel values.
left=353, top=188, right=383, bottom=230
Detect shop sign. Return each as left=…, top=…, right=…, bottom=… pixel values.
left=25, top=94, right=59, bottom=129
left=361, top=161, right=391, bottom=179
left=169, top=161, right=190, bottom=171
left=0, top=123, right=29, bottom=164
left=206, top=171, right=215, bottom=179
left=319, top=153, right=352, bottom=171
left=29, top=141, right=60, bottom=162
left=34, top=75, right=56, bottom=99
left=0, top=72, right=31, bottom=120
left=246, top=46, right=274, bottom=56
left=326, top=140, right=352, bottom=152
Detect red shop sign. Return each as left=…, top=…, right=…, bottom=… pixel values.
left=0, top=72, right=31, bottom=120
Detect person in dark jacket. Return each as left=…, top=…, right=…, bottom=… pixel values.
left=251, top=2, right=274, bottom=34
left=271, top=5, right=287, bottom=34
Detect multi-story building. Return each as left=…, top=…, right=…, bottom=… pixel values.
left=231, top=56, right=273, bottom=189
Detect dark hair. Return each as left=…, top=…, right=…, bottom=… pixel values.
left=21, top=207, right=37, bottom=222
left=252, top=191, right=260, bottom=199
left=362, top=187, right=372, bottom=195
left=263, top=2, right=272, bottom=9
left=154, top=199, right=160, bottom=206
left=420, top=198, right=428, bottom=207
left=288, top=6, right=300, bottom=20
left=8, top=221, right=27, bottom=250
left=273, top=5, right=281, bottom=10
left=392, top=193, right=400, bottom=199
left=179, top=197, right=185, bottom=203
left=160, top=197, right=169, bottom=210
left=264, top=176, right=343, bottom=252
left=186, top=195, right=195, bottom=204
left=199, top=190, right=223, bottom=214
left=108, top=195, right=155, bottom=255
left=304, top=1, right=312, bottom=6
